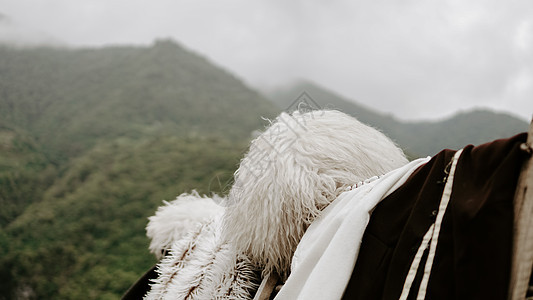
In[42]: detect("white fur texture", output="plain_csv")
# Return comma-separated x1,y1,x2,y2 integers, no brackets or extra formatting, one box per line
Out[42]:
223,110,408,278
146,191,224,259
145,216,261,300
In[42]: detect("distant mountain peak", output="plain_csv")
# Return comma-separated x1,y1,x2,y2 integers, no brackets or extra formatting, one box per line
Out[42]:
0,43,278,158
153,38,181,47
267,81,528,157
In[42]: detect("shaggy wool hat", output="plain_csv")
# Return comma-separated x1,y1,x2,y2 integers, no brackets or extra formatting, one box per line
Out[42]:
223,109,408,279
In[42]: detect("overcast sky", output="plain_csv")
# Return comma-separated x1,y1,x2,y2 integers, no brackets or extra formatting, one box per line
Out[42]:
1,0,532,121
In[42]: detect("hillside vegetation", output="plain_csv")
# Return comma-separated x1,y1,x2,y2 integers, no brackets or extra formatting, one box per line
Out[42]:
0,40,277,299
0,40,276,160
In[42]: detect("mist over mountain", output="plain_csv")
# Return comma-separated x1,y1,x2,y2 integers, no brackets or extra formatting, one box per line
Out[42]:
0,13,62,47
266,80,529,157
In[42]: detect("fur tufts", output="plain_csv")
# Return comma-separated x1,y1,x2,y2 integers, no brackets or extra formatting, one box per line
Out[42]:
146,191,224,259
223,110,408,279
145,216,261,299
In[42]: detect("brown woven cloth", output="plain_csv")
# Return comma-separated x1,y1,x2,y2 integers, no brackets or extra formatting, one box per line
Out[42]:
343,133,528,300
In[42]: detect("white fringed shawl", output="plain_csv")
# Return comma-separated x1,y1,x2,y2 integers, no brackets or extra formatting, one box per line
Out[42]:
275,157,430,300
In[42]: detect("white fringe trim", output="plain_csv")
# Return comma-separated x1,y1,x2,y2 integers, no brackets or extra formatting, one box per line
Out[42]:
145,216,260,300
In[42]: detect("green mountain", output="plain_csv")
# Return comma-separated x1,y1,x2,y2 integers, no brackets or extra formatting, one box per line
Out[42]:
0,40,277,299
266,81,529,157
0,40,277,161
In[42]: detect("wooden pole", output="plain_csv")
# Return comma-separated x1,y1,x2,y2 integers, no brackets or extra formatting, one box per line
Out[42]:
509,118,533,300
253,272,280,300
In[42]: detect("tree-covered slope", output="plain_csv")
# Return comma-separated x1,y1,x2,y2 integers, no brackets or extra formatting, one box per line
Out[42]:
0,40,277,299
0,125,55,227
0,37,278,229
0,40,277,161
1,136,245,299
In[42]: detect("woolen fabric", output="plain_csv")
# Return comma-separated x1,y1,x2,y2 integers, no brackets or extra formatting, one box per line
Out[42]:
343,133,528,300
275,158,430,300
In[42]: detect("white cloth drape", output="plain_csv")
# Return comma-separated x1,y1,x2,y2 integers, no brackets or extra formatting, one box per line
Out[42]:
275,157,431,300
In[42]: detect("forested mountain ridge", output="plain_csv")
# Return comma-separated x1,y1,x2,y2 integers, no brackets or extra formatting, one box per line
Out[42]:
0,40,277,161
0,40,277,299
267,81,529,157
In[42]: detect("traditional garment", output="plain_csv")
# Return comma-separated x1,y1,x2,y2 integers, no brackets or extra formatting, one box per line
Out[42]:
343,133,528,299
126,132,528,299
275,157,430,300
